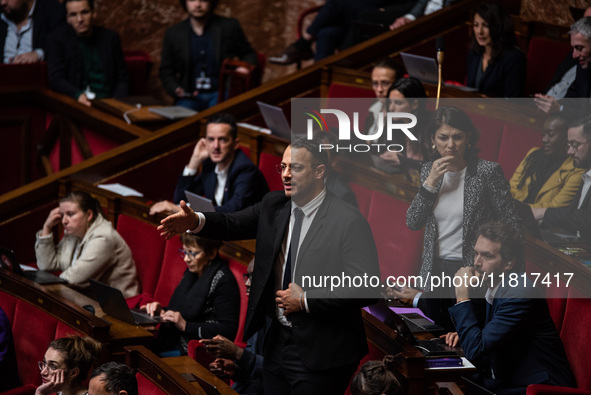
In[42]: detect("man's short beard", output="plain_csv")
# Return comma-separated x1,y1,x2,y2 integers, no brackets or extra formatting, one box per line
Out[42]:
5,0,30,23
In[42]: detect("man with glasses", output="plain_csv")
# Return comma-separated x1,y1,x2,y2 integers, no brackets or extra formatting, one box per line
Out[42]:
534,114,591,241
158,138,379,395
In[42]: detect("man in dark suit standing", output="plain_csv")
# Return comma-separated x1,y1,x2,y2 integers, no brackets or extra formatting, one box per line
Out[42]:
46,0,128,107
447,221,575,394
159,138,380,394
159,0,257,112
150,113,268,215
533,115,591,242
0,0,65,63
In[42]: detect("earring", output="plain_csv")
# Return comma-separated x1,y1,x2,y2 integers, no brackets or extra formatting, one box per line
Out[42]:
432,144,435,150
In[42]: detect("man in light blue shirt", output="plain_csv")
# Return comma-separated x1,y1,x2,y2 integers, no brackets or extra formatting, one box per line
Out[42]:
0,0,65,63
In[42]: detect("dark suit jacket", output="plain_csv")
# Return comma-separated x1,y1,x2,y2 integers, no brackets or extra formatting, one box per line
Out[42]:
543,180,591,242
173,149,269,213
0,0,65,62
159,15,257,98
466,46,526,97
46,25,128,99
449,280,576,394
198,190,380,370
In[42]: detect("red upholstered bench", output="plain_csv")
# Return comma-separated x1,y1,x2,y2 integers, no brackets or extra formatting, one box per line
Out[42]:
117,214,167,308
0,291,81,392
259,152,283,192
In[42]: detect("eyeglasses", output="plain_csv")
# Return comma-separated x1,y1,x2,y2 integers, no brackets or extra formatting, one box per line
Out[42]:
38,361,60,372
567,140,590,150
243,272,252,283
178,249,203,259
275,163,310,174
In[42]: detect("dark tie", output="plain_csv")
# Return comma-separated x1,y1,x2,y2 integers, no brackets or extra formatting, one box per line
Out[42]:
283,208,304,289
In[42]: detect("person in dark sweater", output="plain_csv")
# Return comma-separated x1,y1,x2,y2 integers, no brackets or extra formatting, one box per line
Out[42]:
142,233,240,356
46,0,128,106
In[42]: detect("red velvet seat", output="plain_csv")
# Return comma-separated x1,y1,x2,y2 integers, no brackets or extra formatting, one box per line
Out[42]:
349,183,373,219
117,214,167,302
136,373,167,395
123,50,153,96
152,237,186,307
525,37,573,96
465,111,505,163
366,191,424,280
498,123,541,179
0,290,79,391
258,152,283,192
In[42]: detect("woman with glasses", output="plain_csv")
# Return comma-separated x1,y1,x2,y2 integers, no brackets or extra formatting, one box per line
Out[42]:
36,335,102,395
141,233,239,356
35,191,139,298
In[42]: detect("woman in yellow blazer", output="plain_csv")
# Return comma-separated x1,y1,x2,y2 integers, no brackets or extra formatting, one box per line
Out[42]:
510,116,584,208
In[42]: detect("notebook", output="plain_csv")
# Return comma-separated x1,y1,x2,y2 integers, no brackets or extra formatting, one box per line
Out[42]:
148,106,198,120
185,190,216,212
89,279,161,325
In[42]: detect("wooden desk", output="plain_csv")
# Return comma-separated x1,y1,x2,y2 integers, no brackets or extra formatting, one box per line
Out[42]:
44,283,154,357
363,310,476,394
163,355,238,395
94,98,174,129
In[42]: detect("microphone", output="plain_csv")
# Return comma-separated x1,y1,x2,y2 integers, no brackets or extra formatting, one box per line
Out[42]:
436,36,445,66
435,37,445,109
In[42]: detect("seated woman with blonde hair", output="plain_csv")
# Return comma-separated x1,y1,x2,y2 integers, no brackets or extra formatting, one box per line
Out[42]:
36,335,103,395
35,191,139,298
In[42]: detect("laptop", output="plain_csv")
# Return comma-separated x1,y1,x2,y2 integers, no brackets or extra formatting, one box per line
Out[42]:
148,106,198,120
400,52,478,91
514,199,582,244
89,279,161,325
185,190,216,212
0,246,67,285
256,101,292,140
366,300,461,357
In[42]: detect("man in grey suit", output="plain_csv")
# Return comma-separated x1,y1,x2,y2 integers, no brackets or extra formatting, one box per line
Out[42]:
159,0,257,112
159,138,380,394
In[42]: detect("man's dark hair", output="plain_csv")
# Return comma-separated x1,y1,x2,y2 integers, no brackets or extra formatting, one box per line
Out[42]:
476,221,524,273
178,0,218,13
291,138,329,171
64,0,94,11
206,112,238,140
569,113,591,140
90,362,138,395
372,58,405,82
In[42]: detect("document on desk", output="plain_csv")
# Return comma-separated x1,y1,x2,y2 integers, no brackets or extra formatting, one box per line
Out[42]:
98,183,143,197
426,357,475,370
